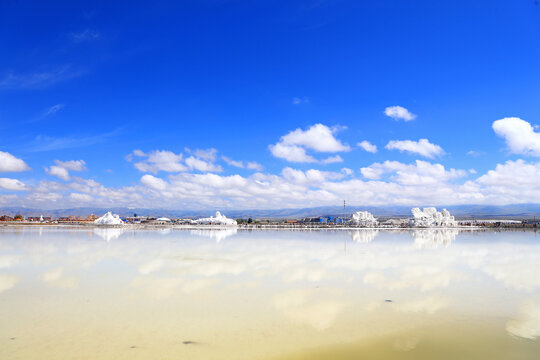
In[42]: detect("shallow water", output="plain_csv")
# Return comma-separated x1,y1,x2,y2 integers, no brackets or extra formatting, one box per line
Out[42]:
1,227,539,359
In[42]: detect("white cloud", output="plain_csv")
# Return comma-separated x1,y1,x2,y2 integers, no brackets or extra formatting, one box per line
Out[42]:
222,157,263,171
385,139,444,158
134,150,186,173
141,174,168,191
270,124,350,163
471,160,540,204
246,161,263,171
46,166,70,180
191,148,218,162
384,106,416,121
0,151,30,172
55,160,86,171
467,150,482,157
69,193,93,202
222,156,244,168
269,142,317,163
134,149,222,173
281,167,348,185
45,160,86,180
358,140,377,153
493,117,540,156
0,178,27,191
185,156,223,172
321,155,343,164
360,160,466,185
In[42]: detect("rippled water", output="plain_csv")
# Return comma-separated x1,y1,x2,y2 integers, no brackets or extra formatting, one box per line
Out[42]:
1,227,539,359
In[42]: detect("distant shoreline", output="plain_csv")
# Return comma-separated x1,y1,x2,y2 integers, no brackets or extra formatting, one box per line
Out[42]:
1,222,537,230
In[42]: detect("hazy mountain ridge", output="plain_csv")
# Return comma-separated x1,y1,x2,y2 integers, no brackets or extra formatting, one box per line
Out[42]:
2,204,540,219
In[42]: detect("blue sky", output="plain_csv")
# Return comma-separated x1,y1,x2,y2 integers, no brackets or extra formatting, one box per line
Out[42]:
1,0,540,209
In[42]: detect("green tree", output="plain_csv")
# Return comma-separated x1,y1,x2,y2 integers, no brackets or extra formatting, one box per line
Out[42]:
14,214,23,221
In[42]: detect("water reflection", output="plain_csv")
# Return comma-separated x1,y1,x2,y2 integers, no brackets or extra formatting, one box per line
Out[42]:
349,229,379,243
93,227,125,242
0,228,539,360
506,301,540,340
0,274,17,293
411,229,459,248
190,228,238,242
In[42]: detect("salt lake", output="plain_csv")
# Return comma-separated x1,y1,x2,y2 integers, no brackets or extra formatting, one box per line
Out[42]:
1,227,539,359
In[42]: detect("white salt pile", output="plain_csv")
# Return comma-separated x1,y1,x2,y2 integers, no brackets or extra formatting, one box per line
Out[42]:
351,211,378,226
94,212,124,225
409,207,457,227
192,211,237,226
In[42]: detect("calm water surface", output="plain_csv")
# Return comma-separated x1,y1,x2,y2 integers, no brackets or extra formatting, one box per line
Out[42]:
1,227,540,359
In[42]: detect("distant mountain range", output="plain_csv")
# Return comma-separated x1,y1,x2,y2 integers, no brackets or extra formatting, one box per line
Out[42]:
2,204,540,219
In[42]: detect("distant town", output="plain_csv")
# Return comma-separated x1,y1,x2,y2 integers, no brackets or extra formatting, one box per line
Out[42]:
1,210,538,228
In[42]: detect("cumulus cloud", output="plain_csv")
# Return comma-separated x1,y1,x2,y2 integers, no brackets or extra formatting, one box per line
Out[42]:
133,149,222,173
45,160,86,180
269,124,350,163
141,174,168,190
134,150,186,173
185,156,223,172
0,178,27,191
384,106,416,121
270,142,317,162
385,139,444,158
69,193,93,202
281,167,349,185
0,151,30,172
493,117,540,156
360,160,466,185
358,140,377,153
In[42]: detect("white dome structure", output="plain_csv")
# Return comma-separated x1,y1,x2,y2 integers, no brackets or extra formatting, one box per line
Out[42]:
351,211,378,227
409,207,457,227
192,211,237,226
94,212,124,225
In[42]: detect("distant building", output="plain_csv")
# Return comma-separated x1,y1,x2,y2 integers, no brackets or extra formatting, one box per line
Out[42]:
154,217,172,224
